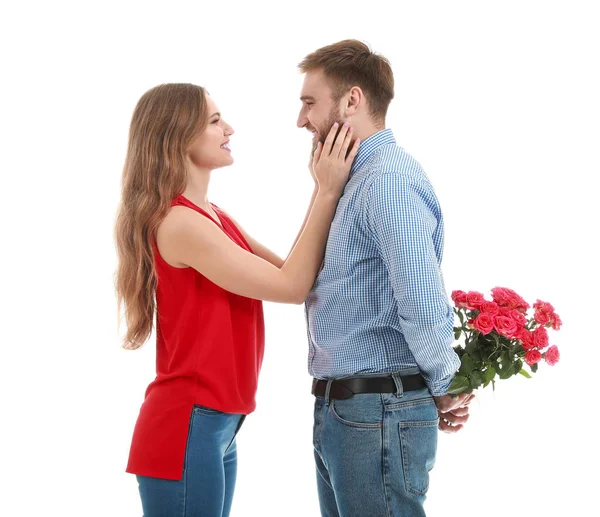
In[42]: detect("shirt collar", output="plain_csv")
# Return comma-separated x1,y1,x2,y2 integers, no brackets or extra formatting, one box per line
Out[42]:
350,128,396,177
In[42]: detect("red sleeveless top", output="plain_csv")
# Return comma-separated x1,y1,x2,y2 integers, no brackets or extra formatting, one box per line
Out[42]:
126,194,265,480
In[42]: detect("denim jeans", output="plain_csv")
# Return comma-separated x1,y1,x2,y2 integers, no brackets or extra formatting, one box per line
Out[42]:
313,368,438,517
137,405,245,517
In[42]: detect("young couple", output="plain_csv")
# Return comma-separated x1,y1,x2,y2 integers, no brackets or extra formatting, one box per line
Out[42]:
115,39,474,517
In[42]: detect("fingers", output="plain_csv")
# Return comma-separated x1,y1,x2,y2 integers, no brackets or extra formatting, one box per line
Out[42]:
434,392,475,413
339,123,354,160
446,406,470,417
438,417,463,434
438,408,469,433
310,134,319,157
311,141,323,171
439,409,470,426
332,122,351,158
450,392,475,411
322,123,339,156
345,136,360,164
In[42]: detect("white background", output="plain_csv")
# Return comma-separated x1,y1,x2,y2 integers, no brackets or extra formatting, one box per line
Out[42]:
1,1,598,515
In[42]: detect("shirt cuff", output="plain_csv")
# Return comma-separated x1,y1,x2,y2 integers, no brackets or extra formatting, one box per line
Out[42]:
425,373,456,397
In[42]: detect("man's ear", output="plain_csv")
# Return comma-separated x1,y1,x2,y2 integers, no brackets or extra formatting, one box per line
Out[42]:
345,86,364,117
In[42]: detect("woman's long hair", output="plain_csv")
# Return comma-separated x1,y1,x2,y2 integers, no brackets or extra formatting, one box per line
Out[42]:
114,83,208,349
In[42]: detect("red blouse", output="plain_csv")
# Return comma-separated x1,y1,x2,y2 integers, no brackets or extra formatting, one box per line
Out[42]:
126,194,265,480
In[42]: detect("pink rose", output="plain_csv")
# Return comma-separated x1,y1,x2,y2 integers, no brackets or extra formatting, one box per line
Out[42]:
551,313,563,331
533,300,555,313
517,329,535,350
451,290,468,308
510,309,528,327
525,349,542,366
499,307,512,317
533,326,549,350
534,311,551,325
491,287,512,306
494,315,518,338
545,345,560,366
466,291,486,310
473,313,495,335
480,301,500,315
533,299,562,330
491,287,530,312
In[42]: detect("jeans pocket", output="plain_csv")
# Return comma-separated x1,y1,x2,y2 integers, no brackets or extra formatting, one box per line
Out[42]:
193,405,221,415
398,419,438,496
330,396,383,429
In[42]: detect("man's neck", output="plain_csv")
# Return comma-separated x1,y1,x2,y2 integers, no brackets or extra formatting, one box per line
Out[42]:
352,123,385,144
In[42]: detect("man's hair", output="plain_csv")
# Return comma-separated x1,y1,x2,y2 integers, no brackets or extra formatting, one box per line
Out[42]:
298,39,394,123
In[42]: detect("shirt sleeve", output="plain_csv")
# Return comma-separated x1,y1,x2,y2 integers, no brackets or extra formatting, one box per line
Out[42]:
364,172,460,396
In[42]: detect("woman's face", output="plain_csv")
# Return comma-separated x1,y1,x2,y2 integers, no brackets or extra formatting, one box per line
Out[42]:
187,94,235,171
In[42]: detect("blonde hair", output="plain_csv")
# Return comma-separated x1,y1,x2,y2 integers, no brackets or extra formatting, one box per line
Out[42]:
114,83,208,349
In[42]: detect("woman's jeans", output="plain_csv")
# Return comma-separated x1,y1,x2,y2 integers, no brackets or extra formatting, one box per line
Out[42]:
313,368,439,517
137,405,245,517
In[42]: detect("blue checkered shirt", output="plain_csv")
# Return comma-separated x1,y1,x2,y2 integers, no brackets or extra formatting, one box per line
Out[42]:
305,129,460,396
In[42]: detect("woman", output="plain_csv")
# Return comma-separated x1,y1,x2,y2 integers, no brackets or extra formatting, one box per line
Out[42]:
114,83,359,516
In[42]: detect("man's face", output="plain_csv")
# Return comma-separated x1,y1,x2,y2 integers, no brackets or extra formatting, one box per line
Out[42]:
297,70,343,145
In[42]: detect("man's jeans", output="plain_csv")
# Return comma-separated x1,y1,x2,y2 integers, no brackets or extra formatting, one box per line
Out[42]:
313,368,438,517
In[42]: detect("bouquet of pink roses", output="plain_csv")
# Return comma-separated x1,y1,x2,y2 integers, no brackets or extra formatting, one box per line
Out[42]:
447,287,561,395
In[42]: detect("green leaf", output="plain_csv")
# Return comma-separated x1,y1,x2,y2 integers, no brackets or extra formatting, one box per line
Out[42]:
483,366,496,384
459,354,474,375
470,370,484,389
514,359,523,373
458,310,465,325
453,346,465,359
531,363,539,374
513,344,525,357
454,328,462,340
498,362,516,380
447,375,470,395
519,369,532,379
493,332,501,349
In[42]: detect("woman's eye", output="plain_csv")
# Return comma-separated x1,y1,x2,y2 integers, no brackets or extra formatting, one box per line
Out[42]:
211,118,221,124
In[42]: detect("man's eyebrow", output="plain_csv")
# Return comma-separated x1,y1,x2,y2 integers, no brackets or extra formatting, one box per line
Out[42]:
300,96,315,102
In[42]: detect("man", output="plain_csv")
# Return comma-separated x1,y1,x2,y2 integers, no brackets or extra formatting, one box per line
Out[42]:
296,40,473,517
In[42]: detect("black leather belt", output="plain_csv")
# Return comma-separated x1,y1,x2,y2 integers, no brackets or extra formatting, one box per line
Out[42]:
311,374,426,400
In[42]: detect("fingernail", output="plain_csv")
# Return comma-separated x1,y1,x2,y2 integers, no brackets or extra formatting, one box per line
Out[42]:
344,121,350,127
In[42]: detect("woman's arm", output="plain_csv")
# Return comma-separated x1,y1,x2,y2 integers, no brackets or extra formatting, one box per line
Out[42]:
223,185,319,268
157,123,359,304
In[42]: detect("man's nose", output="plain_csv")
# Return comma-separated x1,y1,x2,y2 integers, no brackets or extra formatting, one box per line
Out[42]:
297,113,307,128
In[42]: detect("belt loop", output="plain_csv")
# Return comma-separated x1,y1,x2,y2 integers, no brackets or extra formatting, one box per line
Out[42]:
390,372,404,398
324,379,334,405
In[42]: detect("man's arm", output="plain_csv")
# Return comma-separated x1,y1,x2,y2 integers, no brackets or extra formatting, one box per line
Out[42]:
364,171,461,396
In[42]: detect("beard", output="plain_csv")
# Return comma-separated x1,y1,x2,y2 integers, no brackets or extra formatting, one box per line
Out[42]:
318,106,343,145
310,105,344,157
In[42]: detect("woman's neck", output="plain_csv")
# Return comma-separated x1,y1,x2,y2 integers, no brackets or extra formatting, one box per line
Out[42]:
183,166,212,211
